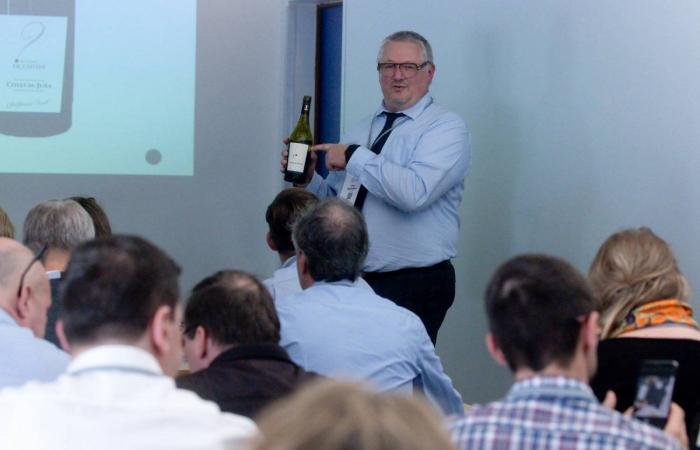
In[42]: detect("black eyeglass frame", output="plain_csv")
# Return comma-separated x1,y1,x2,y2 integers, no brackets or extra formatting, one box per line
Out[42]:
16,244,48,298
376,61,432,78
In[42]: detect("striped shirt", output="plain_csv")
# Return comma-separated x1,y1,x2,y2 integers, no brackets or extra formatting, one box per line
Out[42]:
450,376,682,450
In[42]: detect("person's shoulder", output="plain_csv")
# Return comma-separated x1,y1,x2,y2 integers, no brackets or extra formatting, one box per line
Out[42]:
448,401,508,435
169,390,258,446
420,102,468,130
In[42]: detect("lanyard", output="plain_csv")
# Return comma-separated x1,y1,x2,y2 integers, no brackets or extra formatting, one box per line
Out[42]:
366,97,434,149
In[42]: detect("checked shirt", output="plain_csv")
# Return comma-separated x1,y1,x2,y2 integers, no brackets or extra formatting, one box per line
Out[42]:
450,376,682,450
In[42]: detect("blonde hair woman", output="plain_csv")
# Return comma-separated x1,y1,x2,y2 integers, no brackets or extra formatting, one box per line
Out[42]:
252,380,456,450
589,227,700,444
0,207,14,239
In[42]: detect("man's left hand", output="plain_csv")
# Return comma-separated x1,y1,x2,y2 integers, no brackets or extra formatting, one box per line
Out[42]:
312,143,349,171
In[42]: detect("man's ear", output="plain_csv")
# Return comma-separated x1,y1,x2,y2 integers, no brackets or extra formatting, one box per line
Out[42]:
193,325,209,360
297,250,310,276
485,333,508,367
581,311,600,352
296,250,314,289
150,305,175,358
15,284,32,323
56,320,71,354
266,231,277,252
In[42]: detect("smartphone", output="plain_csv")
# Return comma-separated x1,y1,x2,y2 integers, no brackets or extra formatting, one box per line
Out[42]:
633,359,679,429
0,0,75,137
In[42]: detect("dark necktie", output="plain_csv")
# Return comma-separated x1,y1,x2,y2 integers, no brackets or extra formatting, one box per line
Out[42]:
354,112,404,210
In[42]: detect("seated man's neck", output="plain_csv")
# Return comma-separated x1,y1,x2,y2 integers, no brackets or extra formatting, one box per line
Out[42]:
278,251,295,265
513,357,590,385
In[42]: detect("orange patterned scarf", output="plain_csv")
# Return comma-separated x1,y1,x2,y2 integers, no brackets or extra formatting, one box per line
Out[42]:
618,298,699,335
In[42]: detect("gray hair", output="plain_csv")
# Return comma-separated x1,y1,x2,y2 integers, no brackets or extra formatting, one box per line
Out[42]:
378,30,433,64
292,199,368,282
23,199,95,252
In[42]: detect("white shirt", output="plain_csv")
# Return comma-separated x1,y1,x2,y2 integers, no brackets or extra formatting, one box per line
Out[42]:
0,345,257,450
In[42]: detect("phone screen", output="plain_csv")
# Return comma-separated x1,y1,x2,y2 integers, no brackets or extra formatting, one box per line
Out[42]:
633,360,678,428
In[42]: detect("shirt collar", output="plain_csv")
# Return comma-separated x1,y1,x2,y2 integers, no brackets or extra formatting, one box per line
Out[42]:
505,375,596,403
211,343,296,367
311,278,361,289
66,345,164,376
375,93,433,120
280,255,297,270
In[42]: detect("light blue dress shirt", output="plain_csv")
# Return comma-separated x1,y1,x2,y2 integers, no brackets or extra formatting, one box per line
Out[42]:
306,94,471,272
277,279,464,415
263,256,300,301
0,308,69,389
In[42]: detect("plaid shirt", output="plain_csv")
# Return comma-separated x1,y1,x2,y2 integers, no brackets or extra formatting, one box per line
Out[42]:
450,376,682,450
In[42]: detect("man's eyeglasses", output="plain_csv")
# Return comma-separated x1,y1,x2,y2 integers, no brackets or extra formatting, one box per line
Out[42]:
16,244,48,298
377,61,431,78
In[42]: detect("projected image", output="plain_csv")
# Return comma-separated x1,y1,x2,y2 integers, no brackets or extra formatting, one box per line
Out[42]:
1,16,68,115
0,0,197,175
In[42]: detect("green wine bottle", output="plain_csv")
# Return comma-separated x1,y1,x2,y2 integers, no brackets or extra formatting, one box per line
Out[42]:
284,96,313,183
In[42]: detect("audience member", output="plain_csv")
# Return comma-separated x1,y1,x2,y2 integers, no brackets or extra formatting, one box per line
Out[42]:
0,238,68,388
252,380,456,450
589,227,700,445
0,207,15,238
277,198,463,415
450,254,685,450
0,235,256,449
263,188,318,299
177,270,316,419
69,196,113,238
23,199,95,345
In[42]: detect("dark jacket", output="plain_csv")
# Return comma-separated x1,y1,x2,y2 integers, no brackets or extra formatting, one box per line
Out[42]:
176,343,316,419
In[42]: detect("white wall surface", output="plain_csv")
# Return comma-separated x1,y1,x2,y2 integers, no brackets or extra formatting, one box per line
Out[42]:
343,0,700,403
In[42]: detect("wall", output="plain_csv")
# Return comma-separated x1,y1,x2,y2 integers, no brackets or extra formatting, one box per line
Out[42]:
343,0,700,403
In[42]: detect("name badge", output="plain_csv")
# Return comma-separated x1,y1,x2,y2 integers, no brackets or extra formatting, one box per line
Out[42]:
339,174,362,205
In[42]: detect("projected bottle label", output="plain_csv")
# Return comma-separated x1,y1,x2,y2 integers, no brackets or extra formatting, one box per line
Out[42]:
0,15,68,113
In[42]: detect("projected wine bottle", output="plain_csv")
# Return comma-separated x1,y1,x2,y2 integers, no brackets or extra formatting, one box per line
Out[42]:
0,0,75,137
284,96,313,183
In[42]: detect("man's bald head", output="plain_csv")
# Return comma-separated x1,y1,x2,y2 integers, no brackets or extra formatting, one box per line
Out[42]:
0,238,51,338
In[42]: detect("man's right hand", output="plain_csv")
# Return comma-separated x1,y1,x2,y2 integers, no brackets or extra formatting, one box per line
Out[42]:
280,138,317,187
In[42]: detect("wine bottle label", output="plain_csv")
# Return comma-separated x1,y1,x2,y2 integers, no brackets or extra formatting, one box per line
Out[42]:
287,142,309,173
0,15,68,113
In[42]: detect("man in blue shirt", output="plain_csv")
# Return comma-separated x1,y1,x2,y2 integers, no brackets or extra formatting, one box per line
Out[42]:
277,199,463,416
449,254,686,450
283,31,471,344
0,238,68,388
262,188,318,300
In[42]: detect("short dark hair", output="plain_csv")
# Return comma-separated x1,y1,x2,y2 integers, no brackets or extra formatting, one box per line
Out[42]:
60,235,181,346
484,254,595,372
184,270,280,345
265,188,318,253
293,199,368,282
69,196,113,238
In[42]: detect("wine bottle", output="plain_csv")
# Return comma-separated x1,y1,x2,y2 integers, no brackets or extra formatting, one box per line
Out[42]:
284,96,313,183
